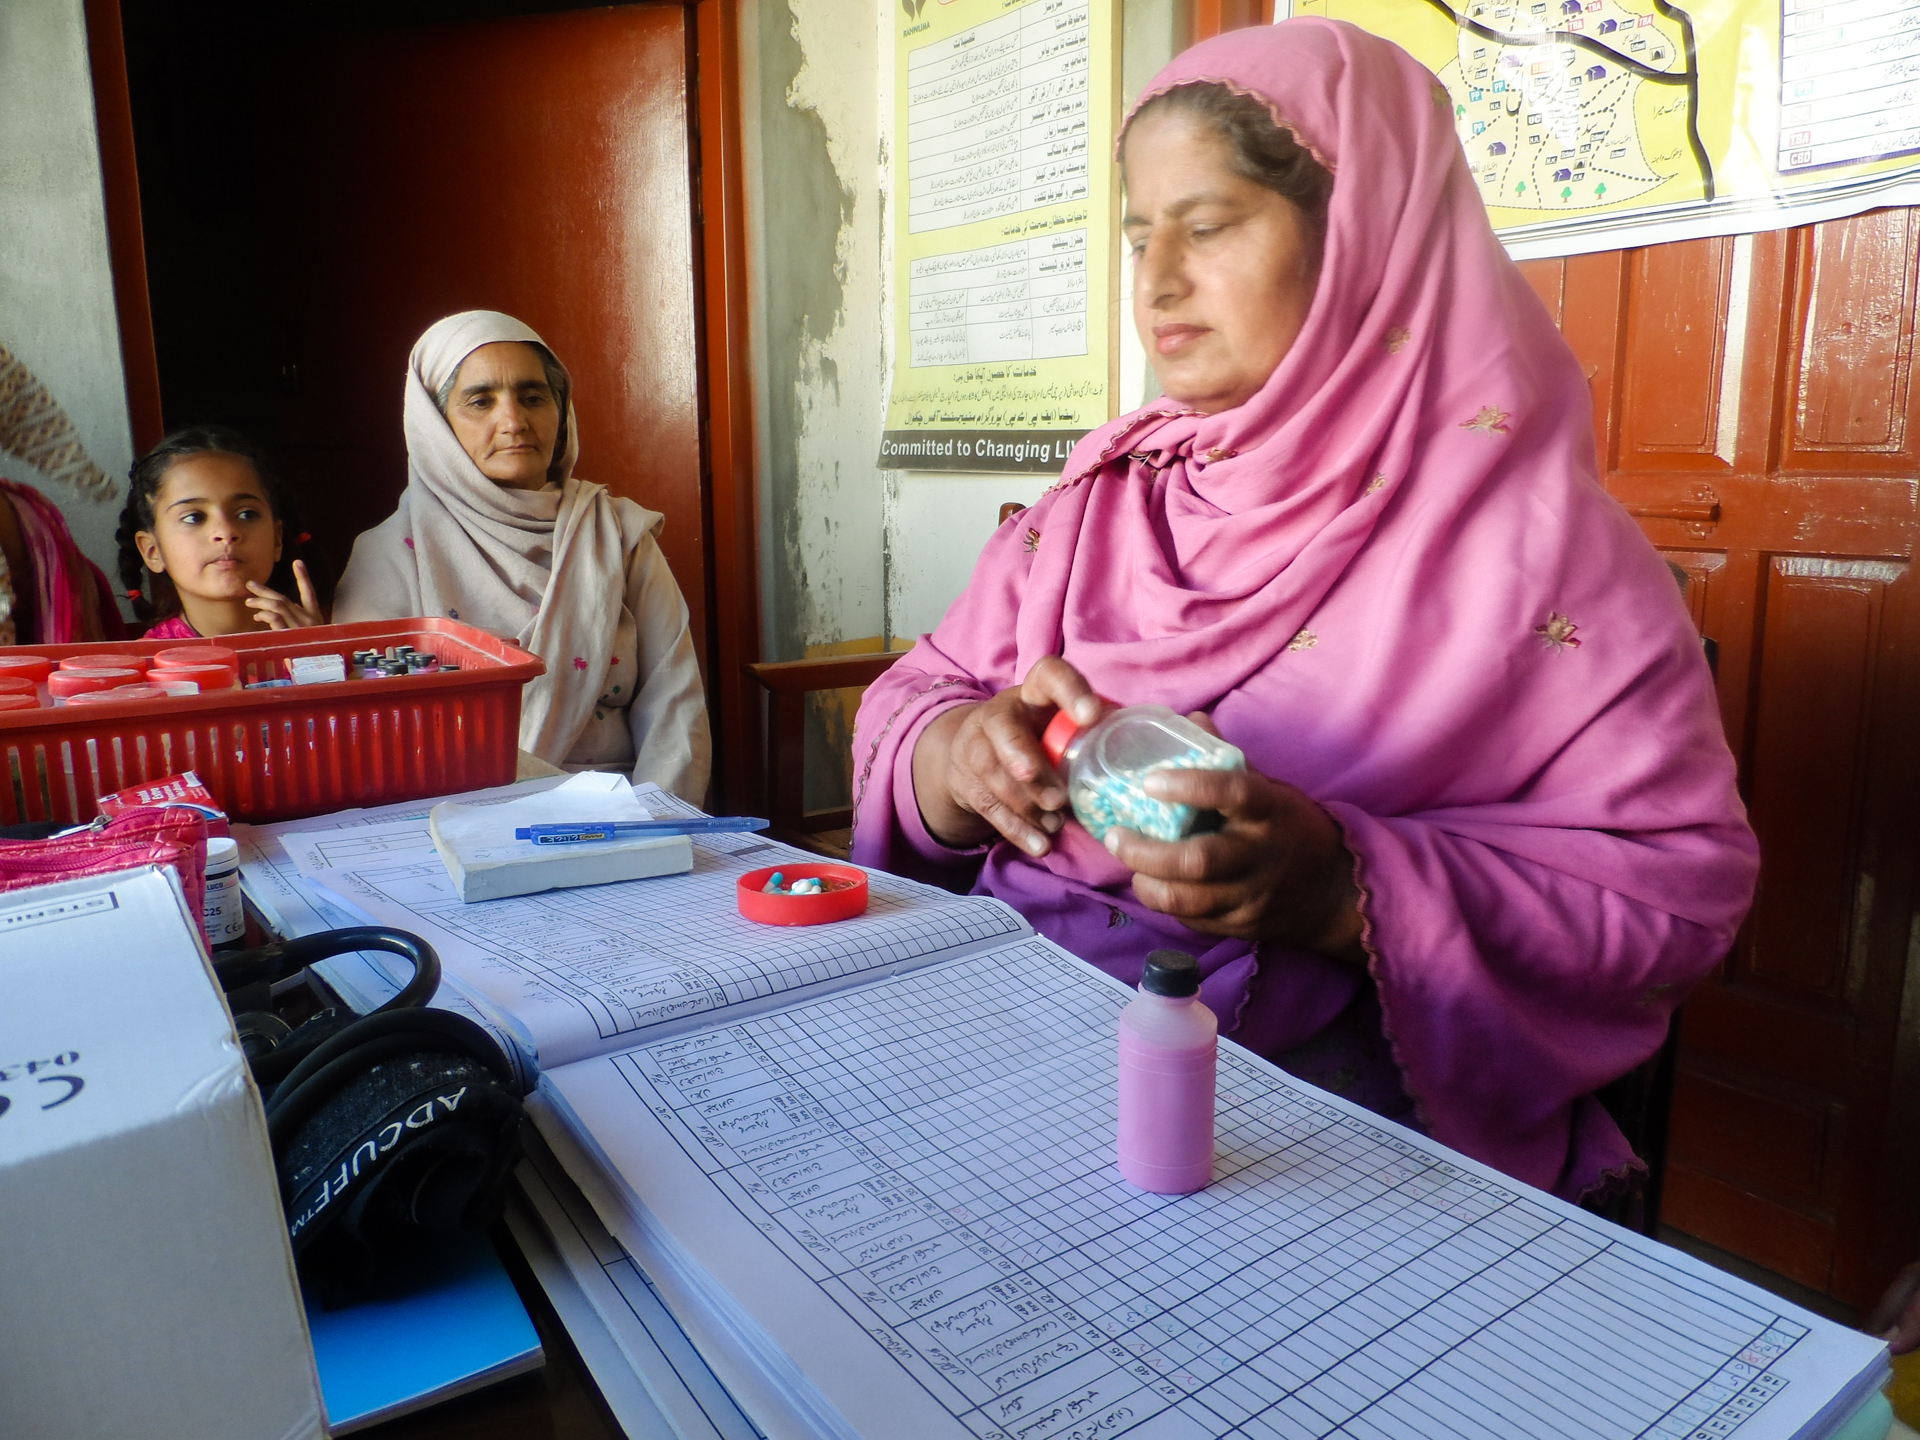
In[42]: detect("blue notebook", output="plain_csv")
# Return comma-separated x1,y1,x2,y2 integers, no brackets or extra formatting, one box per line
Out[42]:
304,1231,544,1434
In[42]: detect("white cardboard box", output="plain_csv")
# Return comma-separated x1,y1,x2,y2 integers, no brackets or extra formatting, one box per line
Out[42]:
0,865,325,1440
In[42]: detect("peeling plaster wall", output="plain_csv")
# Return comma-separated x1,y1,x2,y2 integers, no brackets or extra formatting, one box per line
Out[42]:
739,0,1190,805
740,0,889,807
0,0,134,588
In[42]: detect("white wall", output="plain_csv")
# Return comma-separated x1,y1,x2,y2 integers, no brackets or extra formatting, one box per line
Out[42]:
0,0,133,585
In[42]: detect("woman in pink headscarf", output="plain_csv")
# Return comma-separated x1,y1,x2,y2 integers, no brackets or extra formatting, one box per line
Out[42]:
851,18,1758,1205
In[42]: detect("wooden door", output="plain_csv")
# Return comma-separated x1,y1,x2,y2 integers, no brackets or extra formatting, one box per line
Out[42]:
1521,216,1920,1307
259,6,708,666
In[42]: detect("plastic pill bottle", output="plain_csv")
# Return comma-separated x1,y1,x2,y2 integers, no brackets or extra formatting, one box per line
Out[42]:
203,836,247,952
1041,700,1245,843
1117,948,1217,1194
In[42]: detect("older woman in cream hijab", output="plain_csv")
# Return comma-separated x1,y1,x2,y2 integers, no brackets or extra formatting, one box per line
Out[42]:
334,311,710,802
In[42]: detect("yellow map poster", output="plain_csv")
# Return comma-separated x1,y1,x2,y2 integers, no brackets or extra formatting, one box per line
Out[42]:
880,0,1119,473
1289,0,1920,257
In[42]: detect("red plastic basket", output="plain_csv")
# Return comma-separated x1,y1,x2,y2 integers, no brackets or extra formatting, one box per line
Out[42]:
0,619,545,826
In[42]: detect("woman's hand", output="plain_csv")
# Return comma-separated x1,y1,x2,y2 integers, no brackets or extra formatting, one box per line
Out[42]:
244,560,324,630
911,656,1102,855
1103,729,1367,963
1868,1261,1920,1354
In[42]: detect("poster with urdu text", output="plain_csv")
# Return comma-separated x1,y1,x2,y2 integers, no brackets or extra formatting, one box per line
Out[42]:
881,0,1119,474
1287,0,1920,258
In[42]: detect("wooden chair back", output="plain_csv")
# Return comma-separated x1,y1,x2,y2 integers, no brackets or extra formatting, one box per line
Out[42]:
746,652,905,854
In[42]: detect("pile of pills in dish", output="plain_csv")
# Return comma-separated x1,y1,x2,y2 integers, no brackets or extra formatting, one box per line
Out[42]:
1068,749,1224,843
759,871,856,896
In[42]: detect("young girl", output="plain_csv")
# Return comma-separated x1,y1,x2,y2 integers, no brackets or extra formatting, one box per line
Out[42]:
116,427,327,639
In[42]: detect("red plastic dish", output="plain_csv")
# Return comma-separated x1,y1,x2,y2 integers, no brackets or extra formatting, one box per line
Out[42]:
736,864,870,926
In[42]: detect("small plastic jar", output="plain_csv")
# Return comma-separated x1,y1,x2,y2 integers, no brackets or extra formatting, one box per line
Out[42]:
0,694,37,712
65,684,168,706
153,644,238,670
0,655,53,685
1041,701,1246,843
203,836,247,951
58,653,149,673
150,660,238,691
48,667,143,701
0,677,36,698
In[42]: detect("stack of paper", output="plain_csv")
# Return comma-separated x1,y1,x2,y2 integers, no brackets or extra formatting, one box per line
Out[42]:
235,781,1892,1440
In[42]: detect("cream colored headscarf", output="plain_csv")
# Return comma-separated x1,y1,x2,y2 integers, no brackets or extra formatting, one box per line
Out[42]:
333,310,659,765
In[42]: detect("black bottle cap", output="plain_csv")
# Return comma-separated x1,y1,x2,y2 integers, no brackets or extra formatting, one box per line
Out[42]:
1141,949,1200,998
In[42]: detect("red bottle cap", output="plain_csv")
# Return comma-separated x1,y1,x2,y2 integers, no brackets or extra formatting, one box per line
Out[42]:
0,655,53,683
48,668,142,698
0,677,35,696
152,662,236,689
65,684,168,707
58,653,148,673
736,864,870,926
152,645,239,671
1039,695,1115,769
0,694,38,711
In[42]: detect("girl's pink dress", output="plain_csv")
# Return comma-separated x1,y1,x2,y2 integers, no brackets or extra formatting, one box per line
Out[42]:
850,18,1759,1204
141,615,200,641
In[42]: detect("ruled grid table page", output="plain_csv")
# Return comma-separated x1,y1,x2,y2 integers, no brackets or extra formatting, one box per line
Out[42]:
541,939,1884,1440
262,795,1028,1071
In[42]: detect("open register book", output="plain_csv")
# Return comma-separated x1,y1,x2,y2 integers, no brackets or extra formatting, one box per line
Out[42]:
238,780,1889,1440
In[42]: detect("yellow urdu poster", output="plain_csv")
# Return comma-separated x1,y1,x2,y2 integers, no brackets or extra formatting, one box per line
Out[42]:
880,0,1120,473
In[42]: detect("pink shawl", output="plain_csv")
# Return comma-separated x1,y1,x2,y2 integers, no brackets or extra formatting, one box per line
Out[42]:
0,476,126,644
851,18,1758,1200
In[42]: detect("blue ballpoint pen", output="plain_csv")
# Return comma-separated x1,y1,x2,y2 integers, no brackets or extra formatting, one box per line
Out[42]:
514,816,771,845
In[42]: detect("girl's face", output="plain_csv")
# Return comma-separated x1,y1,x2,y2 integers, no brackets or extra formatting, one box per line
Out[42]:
134,453,282,602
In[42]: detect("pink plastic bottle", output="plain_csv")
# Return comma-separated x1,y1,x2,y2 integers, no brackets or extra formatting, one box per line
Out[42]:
1117,949,1217,1194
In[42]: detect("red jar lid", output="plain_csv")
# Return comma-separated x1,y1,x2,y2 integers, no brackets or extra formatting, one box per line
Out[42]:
0,694,38,711
736,864,870,926
152,645,238,670
48,668,142,698
151,662,236,689
0,655,54,683
65,684,168,707
58,653,148,672
1039,695,1116,769
0,677,35,696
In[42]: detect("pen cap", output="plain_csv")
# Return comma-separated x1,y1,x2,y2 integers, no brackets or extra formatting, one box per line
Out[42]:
1141,949,1200,998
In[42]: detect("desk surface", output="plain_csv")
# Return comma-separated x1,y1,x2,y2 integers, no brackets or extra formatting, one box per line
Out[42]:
360,1224,622,1440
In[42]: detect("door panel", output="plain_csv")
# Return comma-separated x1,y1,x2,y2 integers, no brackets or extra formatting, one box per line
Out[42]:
262,7,707,664
1619,239,1737,469
1522,212,1920,1305
1785,210,1919,468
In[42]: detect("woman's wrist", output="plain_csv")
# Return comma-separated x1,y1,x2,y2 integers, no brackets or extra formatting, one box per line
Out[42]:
1298,819,1368,965
910,703,997,849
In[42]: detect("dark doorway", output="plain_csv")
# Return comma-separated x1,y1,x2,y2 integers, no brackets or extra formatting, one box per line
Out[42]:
119,0,708,662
